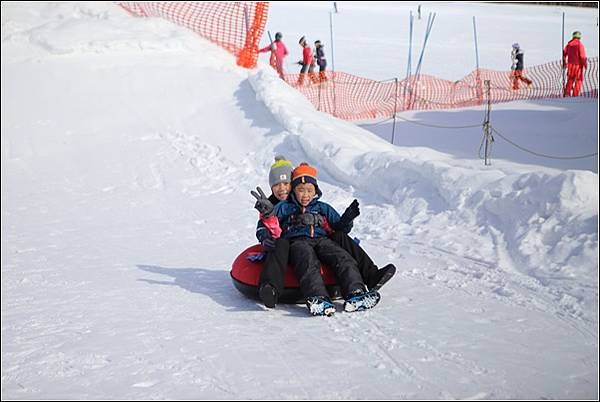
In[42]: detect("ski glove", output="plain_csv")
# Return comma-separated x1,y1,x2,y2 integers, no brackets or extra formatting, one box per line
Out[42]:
335,199,360,231
295,212,325,227
251,186,274,218
262,234,276,252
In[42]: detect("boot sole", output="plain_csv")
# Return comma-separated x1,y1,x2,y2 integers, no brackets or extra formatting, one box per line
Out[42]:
259,285,277,308
371,266,396,291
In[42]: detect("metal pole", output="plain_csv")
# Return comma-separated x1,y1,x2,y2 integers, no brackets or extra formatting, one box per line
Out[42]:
406,11,413,79
411,12,436,110
243,4,249,35
561,12,565,97
483,80,493,165
473,16,482,104
472,16,479,70
329,11,336,117
391,78,398,144
404,11,414,110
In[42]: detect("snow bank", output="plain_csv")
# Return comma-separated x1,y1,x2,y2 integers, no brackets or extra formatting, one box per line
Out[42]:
249,67,598,314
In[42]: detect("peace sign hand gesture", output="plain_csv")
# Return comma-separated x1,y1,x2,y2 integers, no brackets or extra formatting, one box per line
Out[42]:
250,186,275,218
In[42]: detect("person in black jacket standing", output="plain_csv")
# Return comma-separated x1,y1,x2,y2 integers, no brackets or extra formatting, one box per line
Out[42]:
314,40,327,82
511,43,533,90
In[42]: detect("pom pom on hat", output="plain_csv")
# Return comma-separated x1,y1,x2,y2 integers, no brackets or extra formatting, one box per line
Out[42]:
269,155,293,188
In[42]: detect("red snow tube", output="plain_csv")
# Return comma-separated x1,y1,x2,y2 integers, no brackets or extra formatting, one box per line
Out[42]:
231,244,341,303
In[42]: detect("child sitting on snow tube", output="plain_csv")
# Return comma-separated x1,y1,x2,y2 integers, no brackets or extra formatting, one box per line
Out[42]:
247,159,396,316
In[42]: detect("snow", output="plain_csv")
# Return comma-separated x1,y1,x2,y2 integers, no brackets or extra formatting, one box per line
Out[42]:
1,1,598,399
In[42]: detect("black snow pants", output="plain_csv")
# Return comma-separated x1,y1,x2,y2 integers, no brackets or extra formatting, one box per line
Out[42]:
289,237,365,299
329,231,379,289
259,237,290,297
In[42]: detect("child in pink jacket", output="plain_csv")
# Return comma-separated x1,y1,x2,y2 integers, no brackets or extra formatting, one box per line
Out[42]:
259,32,288,80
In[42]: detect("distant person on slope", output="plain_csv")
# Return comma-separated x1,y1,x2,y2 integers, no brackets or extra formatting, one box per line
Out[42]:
563,31,587,97
314,40,328,82
259,32,288,80
252,156,396,310
296,36,319,86
510,43,532,90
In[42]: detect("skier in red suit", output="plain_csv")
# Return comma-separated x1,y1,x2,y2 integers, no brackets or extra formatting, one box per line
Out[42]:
563,31,587,97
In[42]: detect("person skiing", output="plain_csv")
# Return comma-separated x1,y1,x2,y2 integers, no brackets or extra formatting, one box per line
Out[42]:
563,31,587,97
510,43,532,90
256,162,382,316
314,40,327,82
252,156,396,309
258,32,288,80
296,36,319,86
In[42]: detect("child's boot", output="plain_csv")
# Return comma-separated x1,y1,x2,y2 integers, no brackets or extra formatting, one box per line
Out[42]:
344,289,381,312
306,296,336,316
368,264,396,291
259,283,278,308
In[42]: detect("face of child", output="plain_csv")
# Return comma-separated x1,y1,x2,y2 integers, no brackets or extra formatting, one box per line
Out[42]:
293,183,316,206
272,182,291,201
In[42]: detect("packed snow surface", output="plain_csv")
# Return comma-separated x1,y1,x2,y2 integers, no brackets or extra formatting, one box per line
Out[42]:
2,2,597,399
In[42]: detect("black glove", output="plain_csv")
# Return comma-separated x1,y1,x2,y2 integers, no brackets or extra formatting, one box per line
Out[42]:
295,212,325,227
337,199,360,229
262,234,276,251
251,186,274,218
342,199,360,221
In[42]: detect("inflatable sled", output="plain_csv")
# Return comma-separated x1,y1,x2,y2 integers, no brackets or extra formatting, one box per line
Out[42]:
231,244,341,303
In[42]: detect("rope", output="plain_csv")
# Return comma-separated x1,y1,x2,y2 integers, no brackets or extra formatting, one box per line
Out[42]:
393,113,483,129
359,116,396,126
490,126,598,160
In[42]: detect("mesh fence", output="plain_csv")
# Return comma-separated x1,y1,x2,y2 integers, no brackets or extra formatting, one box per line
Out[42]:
117,2,269,68
284,58,598,120
117,2,596,121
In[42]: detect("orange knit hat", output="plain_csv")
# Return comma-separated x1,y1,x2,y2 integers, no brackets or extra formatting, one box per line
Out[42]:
291,162,318,188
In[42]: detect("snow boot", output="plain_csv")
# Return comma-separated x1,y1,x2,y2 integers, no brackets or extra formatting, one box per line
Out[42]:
368,264,396,291
259,283,278,308
344,289,381,312
306,296,336,316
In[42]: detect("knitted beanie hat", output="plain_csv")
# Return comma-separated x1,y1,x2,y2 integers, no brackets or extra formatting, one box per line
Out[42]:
291,162,318,189
572,31,582,39
269,155,293,188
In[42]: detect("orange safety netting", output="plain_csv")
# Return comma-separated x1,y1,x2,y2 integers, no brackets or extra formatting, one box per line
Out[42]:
117,2,269,68
283,58,598,121
116,2,596,121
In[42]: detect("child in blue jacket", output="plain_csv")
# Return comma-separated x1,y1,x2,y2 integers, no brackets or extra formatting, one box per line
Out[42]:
256,162,381,316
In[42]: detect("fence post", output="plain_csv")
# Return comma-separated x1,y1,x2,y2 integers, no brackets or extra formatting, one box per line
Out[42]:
391,78,398,144
329,11,337,117
473,16,483,105
482,80,494,165
561,12,565,97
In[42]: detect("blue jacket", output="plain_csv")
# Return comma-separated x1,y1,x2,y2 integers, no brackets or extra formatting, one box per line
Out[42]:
273,189,350,239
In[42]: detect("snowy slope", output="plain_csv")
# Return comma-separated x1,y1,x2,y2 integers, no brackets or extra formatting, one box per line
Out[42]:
2,2,598,400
